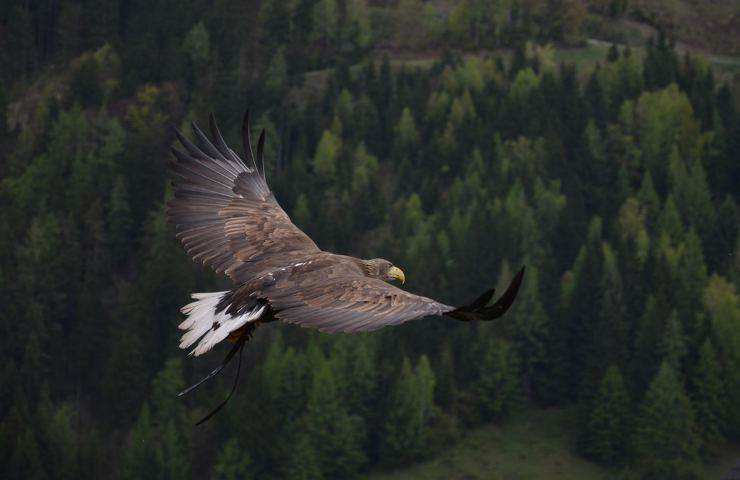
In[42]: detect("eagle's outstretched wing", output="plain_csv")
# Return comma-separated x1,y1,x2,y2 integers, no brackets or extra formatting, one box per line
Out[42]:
167,112,319,282
224,258,525,333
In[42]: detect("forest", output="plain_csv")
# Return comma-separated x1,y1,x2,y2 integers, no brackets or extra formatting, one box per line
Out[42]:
0,1,739,479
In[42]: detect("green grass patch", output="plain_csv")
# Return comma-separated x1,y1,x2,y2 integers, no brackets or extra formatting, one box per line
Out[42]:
364,407,740,480
365,408,612,480
554,44,613,69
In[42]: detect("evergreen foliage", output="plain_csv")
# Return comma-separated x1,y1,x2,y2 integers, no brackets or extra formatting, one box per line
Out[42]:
581,366,630,466
632,361,698,477
0,3,737,477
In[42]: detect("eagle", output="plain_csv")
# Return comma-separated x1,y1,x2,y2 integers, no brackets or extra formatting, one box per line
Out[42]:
167,112,525,423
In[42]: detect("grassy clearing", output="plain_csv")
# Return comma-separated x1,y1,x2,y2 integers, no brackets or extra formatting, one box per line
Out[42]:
364,407,740,480
365,408,612,480
554,42,614,70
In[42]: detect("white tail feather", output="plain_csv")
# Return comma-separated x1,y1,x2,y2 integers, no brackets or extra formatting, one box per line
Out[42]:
178,291,265,356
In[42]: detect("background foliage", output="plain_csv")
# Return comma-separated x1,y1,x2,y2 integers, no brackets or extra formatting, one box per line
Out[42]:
0,1,739,479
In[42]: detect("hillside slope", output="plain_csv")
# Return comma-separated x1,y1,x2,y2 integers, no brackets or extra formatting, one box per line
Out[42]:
367,408,740,480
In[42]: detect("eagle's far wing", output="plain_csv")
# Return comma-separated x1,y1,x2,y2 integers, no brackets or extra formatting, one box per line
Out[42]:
266,266,525,333
167,112,319,282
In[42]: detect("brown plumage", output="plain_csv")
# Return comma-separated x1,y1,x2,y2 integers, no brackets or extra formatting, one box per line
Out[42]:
167,111,524,423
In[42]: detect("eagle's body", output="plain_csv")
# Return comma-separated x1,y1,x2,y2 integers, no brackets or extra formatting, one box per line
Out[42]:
167,112,524,418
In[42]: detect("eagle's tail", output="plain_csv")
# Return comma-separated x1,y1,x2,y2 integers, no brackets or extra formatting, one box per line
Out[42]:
178,291,266,356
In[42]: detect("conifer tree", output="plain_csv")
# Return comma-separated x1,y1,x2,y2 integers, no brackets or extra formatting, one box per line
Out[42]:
464,336,519,423
703,274,740,437
554,218,604,401
632,361,698,474
313,130,341,180
38,396,79,480
107,175,133,265
121,404,157,480
630,296,662,393
674,229,708,340
302,356,366,478
581,366,630,465
657,195,684,244
211,438,254,480
661,311,687,372
690,339,724,448
157,420,189,480
637,171,661,230
382,356,437,466
283,432,323,480
508,265,548,398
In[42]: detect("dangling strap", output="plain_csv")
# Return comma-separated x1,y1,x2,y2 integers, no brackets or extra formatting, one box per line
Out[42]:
178,338,244,397
194,340,246,426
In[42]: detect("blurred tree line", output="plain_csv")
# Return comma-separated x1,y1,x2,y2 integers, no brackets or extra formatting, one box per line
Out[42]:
0,1,738,479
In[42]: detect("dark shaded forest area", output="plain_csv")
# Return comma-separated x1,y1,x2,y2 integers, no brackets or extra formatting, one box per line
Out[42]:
0,1,739,479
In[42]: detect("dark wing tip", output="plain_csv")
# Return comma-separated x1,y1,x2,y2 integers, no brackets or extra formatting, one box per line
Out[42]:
448,265,525,322
469,287,496,311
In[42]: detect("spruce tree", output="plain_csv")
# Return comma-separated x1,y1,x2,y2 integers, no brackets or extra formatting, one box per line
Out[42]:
302,356,366,478
581,366,630,465
703,274,740,437
382,356,437,466
632,361,698,474
121,404,157,480
660,311,687,372
674,229,708,341
690,339,724,448
464,336,519,424
107,175,133,266
211,438,254,480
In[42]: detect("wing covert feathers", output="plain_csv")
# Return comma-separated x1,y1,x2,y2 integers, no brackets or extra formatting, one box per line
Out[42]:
167,113,319,282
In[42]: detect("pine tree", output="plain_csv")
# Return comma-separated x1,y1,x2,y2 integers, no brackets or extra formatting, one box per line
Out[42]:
637,171,661,231
703,274,740,437
211,438,254,480
706,196,738,273
581,366,630,465
657,195,684,244
302,356,366,478
690,339,724,448
633,361,698,474
100,280,147,427
382,356,437,466
661,311,687,372
508,264,548,398
554,218,604,401
313,130,341,180
630,296,663,394
393,107,420,161
597,244,628,368
463,336,519,424
283,432,323,480
674,229,708,341
120,404,156,480
150,357,186,427
38,398,79,480
156,420,189,480
331,334,377,422
8,427,46,480
107,175,133,265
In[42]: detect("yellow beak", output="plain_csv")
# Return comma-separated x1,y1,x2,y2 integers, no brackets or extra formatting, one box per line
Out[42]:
389,266,406,284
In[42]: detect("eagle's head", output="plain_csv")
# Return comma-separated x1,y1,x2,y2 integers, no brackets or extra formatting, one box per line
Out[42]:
361,258,406,284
